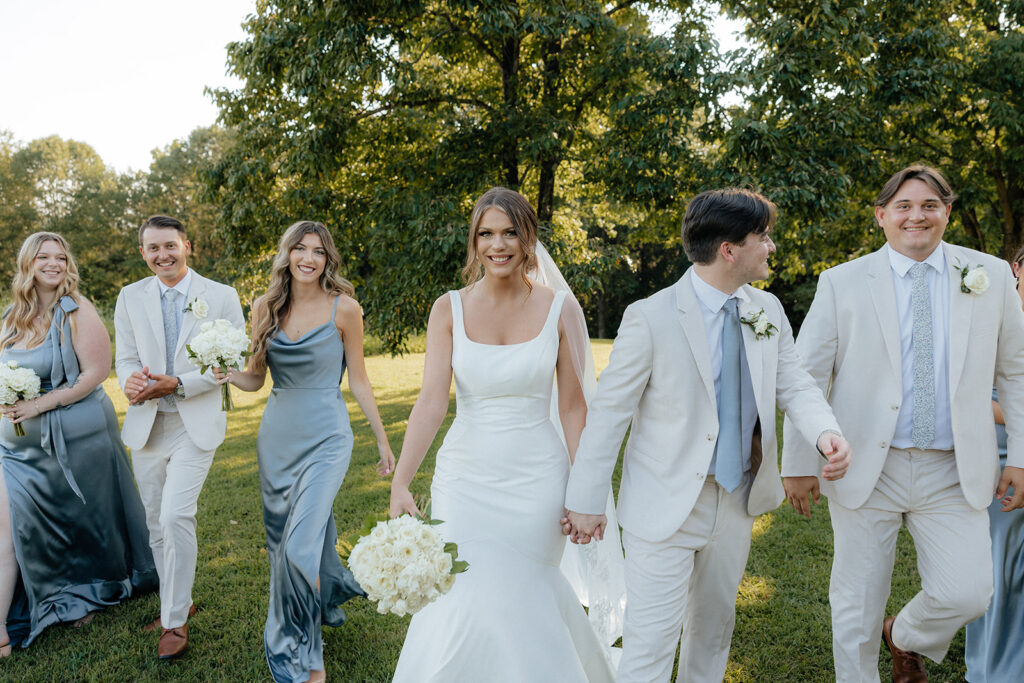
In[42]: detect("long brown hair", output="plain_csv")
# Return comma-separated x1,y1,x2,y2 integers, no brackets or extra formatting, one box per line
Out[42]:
461,187,539,287
1,232,81,350
249,221,355,371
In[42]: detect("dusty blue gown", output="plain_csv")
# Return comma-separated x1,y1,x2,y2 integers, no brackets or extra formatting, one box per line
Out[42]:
964,388,1024,682
257,297,364,683
0,296,156,647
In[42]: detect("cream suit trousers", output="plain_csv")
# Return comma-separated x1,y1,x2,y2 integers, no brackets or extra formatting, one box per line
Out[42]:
828,447,992,682
131,412,216,629
618,476,754,683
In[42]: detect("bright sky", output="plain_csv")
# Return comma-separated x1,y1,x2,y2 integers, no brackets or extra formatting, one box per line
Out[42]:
1,2,745,175
0,0,254,173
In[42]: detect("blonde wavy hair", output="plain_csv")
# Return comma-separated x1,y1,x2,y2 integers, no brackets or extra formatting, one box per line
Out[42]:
1,232,81,351
249,221,355,371
461,187,539,287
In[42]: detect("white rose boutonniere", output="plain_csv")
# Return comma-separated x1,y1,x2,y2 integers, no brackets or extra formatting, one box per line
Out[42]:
953,260,990,294
739,308,778,340
184,297,209,318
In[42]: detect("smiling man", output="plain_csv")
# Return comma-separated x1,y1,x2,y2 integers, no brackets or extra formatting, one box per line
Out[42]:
564,188,851,682
114,215,243,660
782,165,1024,682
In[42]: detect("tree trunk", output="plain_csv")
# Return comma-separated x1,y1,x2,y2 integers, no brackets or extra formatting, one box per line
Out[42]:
596,289,607,339
958,206,985,254
500,36,520,189
536,37,562,224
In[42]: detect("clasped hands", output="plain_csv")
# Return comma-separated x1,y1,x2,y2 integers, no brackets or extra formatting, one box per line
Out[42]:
123,366,178,405
1,398,41,424
784,431,853,518
560,510,606,545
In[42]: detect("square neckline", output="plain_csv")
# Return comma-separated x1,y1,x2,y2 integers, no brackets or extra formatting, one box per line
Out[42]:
453,290,565,347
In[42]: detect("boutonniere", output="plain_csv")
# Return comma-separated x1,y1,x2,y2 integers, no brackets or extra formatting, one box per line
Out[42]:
739,308,778,340
183,297,209,319
953,260,990,294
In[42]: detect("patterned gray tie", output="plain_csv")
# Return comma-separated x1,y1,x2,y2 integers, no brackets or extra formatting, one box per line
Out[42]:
910,263,934,449
162,288,180,407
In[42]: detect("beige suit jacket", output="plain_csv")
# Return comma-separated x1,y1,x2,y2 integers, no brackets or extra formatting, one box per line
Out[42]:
565,269,841,543
781,242,1024,510
114,271,244,452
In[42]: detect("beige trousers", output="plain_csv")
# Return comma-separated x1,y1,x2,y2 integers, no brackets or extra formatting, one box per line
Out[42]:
618,476,755,683
131,412,216,629
828,447,992,683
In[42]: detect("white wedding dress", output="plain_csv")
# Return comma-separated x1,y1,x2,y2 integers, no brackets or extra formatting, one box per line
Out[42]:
392,290,615,683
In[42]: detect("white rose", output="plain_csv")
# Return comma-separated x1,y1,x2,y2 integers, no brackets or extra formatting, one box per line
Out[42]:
191,298,209,318
963,267,990,293
753,315,770,335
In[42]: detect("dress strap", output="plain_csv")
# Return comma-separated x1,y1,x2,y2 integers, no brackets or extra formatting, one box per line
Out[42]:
448,291,465,341
541,290,568,336
330,295,340,322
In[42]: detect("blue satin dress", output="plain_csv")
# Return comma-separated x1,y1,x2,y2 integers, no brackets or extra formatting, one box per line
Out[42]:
964,388,1024,681
0,297,157,647
257,297,365,683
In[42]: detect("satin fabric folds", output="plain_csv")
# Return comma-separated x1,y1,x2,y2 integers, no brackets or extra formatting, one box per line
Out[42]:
257,297,364,683
0,296,156,647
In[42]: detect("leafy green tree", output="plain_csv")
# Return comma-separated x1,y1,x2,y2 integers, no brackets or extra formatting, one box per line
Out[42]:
209,0,722,350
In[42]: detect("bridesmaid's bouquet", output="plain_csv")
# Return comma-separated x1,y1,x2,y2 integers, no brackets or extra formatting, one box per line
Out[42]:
347,513,469,617
185,319,250,411
0,360,42,437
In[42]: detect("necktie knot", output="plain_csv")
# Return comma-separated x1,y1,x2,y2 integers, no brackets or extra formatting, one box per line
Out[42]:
164,288,180,302
910,262,928,281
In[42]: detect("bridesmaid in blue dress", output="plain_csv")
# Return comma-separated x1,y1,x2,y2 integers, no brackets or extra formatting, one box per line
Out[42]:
964,245,1024,682
215,221,394,683
0,232,156,654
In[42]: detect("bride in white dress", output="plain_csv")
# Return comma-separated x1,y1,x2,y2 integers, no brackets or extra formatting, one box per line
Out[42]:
389,187,617,682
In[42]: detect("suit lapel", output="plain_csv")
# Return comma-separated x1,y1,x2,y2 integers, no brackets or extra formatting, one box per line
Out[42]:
143,277,167,364
675,273,717,407
945,243,972,398
867,247,902,379
176,274,208,357
737,295,765,417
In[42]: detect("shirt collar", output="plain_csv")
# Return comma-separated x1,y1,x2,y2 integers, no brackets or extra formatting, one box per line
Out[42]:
690,269,751,314
886,242,946,278
157,269,193,299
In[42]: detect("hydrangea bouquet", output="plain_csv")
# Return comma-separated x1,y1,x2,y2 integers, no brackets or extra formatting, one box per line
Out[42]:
185,319,250,411
0,360,42,436
347,512,469,617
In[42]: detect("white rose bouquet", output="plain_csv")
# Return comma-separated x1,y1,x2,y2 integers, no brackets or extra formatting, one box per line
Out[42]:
185,318,250,411
0,360,42,436
347,513,469,617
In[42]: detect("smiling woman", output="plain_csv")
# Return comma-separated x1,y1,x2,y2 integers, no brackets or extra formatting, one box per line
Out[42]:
0,231,156,653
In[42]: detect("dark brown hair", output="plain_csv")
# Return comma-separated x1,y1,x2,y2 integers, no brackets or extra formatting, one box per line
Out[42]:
138,214,187,244
681,188,777,265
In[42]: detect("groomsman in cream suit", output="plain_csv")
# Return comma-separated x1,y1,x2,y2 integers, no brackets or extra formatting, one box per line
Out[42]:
782,165,1024,682
114,215,244,660
564,189,852,683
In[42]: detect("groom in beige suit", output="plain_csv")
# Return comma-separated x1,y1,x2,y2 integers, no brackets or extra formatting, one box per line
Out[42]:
565,189,852,682
114,215,243,660
782,165,1024,682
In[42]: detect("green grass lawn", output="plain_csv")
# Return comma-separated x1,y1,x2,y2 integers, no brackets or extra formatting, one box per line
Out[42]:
2,340,968,681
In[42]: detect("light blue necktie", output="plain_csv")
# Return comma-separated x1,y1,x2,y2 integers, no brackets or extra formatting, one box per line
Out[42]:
910,263,934,449
162,288,180,407
716,297,743,492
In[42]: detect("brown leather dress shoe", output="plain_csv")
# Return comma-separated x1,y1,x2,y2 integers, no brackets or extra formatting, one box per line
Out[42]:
158,624,189,660
882,616,927,682
143,604,198,633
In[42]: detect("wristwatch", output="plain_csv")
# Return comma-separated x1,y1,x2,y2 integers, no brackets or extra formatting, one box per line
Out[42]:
175,377,185,398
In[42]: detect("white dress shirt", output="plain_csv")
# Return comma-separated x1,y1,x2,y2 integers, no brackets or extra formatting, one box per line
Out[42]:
886,244,953,450
690,270,758,476
156,269,193,412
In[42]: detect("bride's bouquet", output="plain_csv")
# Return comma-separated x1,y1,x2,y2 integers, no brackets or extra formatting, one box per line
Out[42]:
0,360,42,436
347,513,469,617
185,319,250,411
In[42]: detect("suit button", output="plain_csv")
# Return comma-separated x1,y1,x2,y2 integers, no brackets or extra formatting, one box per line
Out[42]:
891,404,899,411
706,434,714,441
696,472,705,479
880,441,887,448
